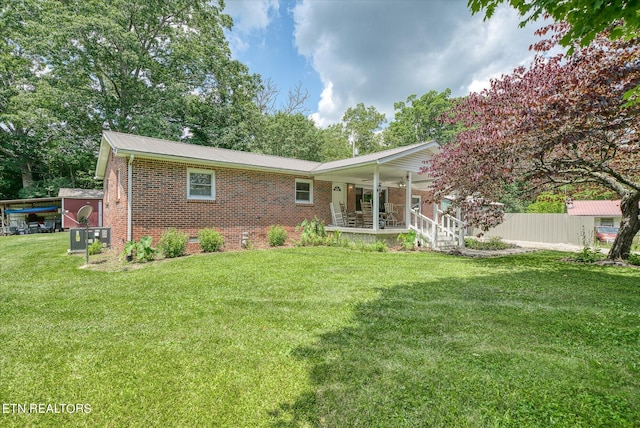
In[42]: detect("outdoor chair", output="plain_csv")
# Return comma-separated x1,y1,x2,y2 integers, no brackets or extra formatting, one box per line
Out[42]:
27,222,39,234
330,202,345,227
384,202,399,226
360,200,374,228
339,202,357,227
41,220,55,233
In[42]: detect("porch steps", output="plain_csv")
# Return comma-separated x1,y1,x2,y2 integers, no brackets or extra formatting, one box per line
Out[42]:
409,209,465,250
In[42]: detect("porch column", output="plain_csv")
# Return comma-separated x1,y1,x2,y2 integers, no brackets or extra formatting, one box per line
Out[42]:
373,165,379,231
405,172,412,226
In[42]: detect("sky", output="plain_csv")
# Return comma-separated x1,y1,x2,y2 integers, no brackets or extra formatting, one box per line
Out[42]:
223,0,547,127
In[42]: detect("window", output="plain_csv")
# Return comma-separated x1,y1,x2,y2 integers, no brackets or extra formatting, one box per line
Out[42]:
600,218,614,227
188,168,215,200
295,179,313,204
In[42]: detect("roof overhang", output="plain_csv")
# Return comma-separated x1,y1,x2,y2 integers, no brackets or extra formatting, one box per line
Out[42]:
94,131,440,189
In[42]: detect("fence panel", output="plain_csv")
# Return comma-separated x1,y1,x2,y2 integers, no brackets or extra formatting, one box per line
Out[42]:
473,214,594,246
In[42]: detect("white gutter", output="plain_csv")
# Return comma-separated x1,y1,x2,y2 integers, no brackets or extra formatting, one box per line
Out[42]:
127,154,134,242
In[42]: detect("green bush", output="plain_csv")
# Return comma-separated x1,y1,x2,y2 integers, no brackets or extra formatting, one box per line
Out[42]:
397,230,417,250
296,217,327,247
464,236,512,250
574,246,604,263
88,240,103,255
627,253,640,266
122,236,157,262
268,225,288,247
159,228,188,258
198,228,224,252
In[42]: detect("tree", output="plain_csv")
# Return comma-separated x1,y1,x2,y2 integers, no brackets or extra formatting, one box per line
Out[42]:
13,0,260,146
384,90,460,147
428,24,640,260
320,124,351,161
254,113,324,161
1,0,262,198
468,0,640,103
342,103,386,155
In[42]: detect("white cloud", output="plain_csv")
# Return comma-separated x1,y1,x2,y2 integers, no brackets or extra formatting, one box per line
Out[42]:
224,0,280,52
293,1,547,126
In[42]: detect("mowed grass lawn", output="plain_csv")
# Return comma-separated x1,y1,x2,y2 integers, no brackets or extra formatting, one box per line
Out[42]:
1,233,639,427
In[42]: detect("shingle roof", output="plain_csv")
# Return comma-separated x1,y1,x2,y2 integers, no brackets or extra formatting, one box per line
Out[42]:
567,200,622,216
95,131,439,179
98,131,320,175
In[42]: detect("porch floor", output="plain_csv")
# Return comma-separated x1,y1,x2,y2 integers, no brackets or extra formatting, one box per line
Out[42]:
326,225,409,236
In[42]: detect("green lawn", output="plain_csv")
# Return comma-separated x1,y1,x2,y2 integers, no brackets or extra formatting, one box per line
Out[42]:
1,233,639,427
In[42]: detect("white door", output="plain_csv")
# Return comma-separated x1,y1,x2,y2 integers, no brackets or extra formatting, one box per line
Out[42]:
332,182,346,210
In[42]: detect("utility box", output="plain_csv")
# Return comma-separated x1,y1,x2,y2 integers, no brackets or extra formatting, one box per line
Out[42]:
69,227,111,253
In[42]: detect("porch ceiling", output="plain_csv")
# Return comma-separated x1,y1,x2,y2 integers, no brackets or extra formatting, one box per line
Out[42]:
313,146,437,190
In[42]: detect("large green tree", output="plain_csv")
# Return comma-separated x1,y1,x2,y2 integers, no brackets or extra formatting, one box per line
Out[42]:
254,113,324,161
342,103,386,155
1,0,262,199
384,89,459,147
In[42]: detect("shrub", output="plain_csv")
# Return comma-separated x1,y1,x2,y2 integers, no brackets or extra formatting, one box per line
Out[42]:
88,240,103,255
199,228,224,252
268,225,288,247
397,230,417,250
296,217,327,246
574,246,604,263
464,236,512,250
159,228,188,258
122,236,157,262
627,253,640,266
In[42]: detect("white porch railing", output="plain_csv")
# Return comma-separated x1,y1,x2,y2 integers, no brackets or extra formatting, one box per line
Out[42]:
409,208,465,249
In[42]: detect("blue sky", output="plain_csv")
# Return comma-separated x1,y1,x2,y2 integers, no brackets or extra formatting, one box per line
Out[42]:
224,0,547,127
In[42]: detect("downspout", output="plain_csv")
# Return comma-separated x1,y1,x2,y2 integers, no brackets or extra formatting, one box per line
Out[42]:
405,172,412,226
128,154,134,242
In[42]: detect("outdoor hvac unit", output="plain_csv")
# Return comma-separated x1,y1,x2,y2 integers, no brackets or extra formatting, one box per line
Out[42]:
69,227,111,253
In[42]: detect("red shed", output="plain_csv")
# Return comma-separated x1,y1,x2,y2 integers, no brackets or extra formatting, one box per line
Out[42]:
59,188,104,228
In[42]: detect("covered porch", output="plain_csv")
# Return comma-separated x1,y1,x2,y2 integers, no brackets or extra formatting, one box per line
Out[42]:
313,141,439,231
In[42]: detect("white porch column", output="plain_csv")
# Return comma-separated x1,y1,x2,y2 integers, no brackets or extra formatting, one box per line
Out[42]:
373,164,379,231
405,172,412,226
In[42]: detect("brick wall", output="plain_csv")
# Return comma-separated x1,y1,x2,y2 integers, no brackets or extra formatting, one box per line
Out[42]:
102,153,332,252
102,154,130,251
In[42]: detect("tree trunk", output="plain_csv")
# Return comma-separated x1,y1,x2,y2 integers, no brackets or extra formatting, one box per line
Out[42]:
21,162,33,189
608,192,640,260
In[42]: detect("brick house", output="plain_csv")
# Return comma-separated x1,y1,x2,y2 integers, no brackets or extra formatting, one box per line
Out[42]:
95,131,442,251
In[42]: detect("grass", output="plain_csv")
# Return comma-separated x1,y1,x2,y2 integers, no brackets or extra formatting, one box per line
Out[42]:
0,233,639,427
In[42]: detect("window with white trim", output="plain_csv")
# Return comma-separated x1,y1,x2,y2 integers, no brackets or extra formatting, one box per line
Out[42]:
188,168,215,200
295,179,313,204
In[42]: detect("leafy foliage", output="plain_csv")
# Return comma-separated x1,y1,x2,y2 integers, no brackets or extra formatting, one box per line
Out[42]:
198,228,224,253
342,103,387,155
122,236,157,262
254,113,324,161
267,225,288,247
468,0,640,104
429,24,640,260
295,217,327,247
397,230,417,250
384,90,460,147
88,240,103,256
526,192,566,213
464,237,513,250
159,228,189,258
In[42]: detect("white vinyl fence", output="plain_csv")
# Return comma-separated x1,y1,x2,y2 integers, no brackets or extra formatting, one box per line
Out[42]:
472,214,595,246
